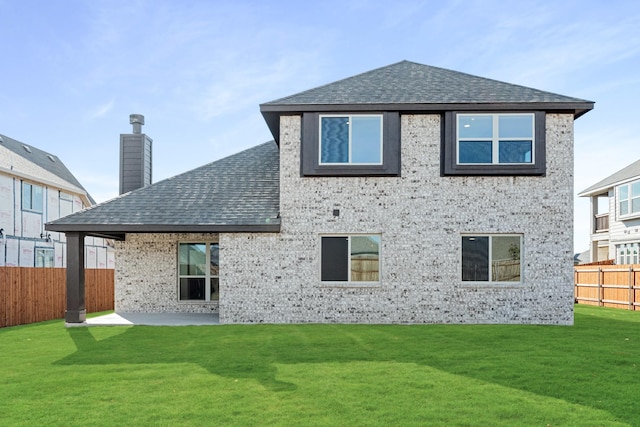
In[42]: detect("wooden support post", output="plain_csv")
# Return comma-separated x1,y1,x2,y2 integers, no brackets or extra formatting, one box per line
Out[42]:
65,232,86,323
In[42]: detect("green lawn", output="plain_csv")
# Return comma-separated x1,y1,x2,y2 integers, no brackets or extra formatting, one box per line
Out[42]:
1,305,638,426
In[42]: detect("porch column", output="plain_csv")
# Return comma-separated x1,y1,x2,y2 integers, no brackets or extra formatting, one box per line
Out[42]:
65,232,86,323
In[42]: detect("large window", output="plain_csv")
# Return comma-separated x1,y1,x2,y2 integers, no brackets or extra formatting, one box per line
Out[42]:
320,115,383,165
457,114,534,164
461,235,522,283
301,112,400,176
321,235,380,283
22,182,43,212
442,111,545,176
178,243,219,301
618,180,640,218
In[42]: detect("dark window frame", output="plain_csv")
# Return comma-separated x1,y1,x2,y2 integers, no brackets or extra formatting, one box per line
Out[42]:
177,242,219,302
320,235,381,284
302,112,400,176
442,111,546,176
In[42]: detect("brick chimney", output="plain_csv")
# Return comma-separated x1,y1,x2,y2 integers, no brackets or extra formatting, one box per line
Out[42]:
119,114,152,194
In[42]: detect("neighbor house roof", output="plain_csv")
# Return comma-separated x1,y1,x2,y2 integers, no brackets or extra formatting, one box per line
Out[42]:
46,141,280,239
578,159,640,197
0,133,94,203
260,60,594,143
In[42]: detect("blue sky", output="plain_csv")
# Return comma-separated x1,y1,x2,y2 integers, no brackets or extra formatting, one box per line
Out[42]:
1,0,639,252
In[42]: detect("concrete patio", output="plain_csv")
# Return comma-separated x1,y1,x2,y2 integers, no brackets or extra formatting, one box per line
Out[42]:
67,312,220,327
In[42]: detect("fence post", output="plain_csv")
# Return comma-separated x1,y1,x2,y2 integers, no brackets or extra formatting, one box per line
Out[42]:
598,267,603,307
629,266,634,311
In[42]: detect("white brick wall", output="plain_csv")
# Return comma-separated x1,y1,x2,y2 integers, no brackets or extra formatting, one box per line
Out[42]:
115,233,219,313
221,113,575,324
116,113,575,324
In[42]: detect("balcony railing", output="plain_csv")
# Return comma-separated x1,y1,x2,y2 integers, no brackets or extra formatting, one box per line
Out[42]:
595,213,609,232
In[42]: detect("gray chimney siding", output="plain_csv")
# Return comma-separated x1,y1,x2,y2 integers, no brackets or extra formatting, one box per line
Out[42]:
119,115,152,195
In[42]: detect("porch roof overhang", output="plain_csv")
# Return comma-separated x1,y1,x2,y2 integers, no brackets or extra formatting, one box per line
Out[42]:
45,222,281,241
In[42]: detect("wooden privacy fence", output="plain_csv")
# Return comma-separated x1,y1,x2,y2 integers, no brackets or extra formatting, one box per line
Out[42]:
0,267,114,328
574,265,640,310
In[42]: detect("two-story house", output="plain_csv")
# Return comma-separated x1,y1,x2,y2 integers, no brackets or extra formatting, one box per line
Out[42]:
0,133,114,269
579,159,640,264
47,61,593,324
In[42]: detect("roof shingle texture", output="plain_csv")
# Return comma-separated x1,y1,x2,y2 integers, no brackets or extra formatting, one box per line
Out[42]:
263,60,591,106
47,141,280,228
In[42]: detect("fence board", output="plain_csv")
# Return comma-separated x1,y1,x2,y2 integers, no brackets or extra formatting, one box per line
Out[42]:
575,265,640,310
0,267,114,328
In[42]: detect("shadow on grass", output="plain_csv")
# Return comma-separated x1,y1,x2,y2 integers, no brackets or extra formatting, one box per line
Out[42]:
56,307,640,425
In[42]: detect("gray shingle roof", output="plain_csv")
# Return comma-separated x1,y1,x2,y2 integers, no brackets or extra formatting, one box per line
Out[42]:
260,60,594,143
578,159,640,197
263,60,590,106
0,133,95,203
46,141,280,238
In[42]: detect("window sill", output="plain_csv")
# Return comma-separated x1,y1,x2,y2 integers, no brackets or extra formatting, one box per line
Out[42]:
319,282,382,289
458,281,523,288
618,213,640,221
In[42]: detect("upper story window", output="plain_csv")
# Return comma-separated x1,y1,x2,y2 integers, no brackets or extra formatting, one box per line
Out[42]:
617,180,640,218
319,115,383,165
301,112,400,176
457,114,534,165
442,111,546,176
22,182,43,212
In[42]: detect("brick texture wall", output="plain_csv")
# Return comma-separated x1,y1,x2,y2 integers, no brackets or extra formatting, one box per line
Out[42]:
115,113,575,324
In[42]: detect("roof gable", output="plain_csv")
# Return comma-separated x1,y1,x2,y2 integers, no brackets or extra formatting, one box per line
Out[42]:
578,159,640,197
260,60,594,142
46,141,280,238
0,133,93,203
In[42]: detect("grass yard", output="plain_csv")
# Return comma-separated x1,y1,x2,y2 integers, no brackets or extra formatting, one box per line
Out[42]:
1,305,639,426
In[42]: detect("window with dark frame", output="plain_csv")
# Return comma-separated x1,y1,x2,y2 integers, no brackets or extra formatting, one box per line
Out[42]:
321,235,380,283
301,112,400,176
178,243,219,301
462,235,522,283
442,111,546,176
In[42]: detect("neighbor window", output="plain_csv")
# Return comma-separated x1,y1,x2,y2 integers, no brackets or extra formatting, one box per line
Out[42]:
320,115,383,165
442,111,545,176
22,182,43,212
35,248,54,267
617,180,640,218
178,243,219,301
461,235,522,283
321,235,380,283
616,243,639,265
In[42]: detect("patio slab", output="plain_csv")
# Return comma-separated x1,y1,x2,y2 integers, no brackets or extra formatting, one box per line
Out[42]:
67,312,220,327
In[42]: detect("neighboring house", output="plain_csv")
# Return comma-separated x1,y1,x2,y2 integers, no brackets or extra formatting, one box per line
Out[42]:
578,159,640,264
47,60,593,325
0,133,114,268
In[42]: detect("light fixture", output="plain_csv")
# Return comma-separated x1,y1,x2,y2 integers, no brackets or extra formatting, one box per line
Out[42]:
40,232,51,242
0,228,3,238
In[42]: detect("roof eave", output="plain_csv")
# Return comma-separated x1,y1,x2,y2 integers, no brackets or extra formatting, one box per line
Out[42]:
45,222,282,240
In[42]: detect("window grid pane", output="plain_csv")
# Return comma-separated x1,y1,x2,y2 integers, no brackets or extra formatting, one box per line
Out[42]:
321,117,349,163
350,236,380,282
457,114,534,165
